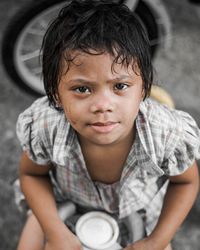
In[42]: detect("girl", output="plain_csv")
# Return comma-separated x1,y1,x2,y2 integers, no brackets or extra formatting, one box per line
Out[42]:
16,1,200,249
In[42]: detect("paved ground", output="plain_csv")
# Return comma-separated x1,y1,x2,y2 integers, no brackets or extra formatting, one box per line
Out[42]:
0,0,200,249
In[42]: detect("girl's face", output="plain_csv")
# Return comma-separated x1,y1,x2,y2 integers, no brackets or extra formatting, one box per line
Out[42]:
58,52,144,147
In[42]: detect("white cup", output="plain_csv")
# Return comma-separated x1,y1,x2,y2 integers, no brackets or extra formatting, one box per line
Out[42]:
75,211,121,250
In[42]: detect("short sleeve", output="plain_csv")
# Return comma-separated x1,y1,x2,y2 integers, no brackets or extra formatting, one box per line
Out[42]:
16,98,51,165
162,110,200,176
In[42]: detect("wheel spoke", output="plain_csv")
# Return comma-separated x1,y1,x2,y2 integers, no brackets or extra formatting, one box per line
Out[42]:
150,35,171,46
40,19,49,29
20,49,40,61
32,67,42,75
124,0,138,10
27,28,45,36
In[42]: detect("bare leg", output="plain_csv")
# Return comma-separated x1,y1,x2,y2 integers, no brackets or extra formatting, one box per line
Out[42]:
164,244,172,250
17,213,45,250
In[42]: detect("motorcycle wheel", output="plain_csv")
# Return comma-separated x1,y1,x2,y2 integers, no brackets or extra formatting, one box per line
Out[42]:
2,0,160,96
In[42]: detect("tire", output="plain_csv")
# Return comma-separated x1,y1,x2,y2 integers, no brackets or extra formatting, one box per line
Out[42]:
2,0,68,96
2,0,162,96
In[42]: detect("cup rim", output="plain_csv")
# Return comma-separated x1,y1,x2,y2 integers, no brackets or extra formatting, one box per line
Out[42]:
75,211,119,250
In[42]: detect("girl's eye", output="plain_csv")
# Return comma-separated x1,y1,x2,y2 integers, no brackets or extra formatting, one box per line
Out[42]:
114,83,128,90
74,86,90,93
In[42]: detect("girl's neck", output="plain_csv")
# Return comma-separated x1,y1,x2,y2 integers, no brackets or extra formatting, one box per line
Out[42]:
79,126,135,156
78,130,135,184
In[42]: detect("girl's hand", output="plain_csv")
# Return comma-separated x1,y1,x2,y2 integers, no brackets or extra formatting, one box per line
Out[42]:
123,237,157,250
44,223,82,250
45,233,82,250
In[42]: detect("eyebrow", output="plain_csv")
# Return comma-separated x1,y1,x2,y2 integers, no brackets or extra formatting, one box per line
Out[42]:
68,75,132,85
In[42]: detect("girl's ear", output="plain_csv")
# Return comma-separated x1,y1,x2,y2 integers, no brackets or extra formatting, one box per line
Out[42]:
141,86,145,101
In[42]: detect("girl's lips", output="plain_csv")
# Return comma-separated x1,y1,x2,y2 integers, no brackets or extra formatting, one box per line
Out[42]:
90,122,119,133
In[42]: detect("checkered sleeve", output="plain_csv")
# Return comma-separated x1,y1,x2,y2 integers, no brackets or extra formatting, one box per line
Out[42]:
162,109,200,176
16,97,51,165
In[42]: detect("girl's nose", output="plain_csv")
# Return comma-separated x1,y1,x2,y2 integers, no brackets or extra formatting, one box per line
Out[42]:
90,91,114,113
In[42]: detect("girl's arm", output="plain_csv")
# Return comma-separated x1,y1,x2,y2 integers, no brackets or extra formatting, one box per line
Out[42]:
19,151,82,250
149,160,199,249
125,160,199,250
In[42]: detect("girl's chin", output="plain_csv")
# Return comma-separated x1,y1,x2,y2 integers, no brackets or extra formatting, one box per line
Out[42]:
82,134,123,147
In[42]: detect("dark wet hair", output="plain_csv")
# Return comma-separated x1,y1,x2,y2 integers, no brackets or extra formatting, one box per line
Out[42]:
42,0,153,109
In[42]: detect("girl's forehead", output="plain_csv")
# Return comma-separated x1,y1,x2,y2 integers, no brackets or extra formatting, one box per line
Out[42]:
62,50,140,76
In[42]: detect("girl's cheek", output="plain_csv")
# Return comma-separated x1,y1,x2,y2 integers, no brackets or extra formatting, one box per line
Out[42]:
63,104,77,125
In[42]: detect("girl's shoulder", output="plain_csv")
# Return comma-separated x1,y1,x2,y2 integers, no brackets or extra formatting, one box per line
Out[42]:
19,96,61,120
16,96,71,164
17,96,67,129
139,98,200,145
139,98,199,133
137,98,200,175
140,98,182,129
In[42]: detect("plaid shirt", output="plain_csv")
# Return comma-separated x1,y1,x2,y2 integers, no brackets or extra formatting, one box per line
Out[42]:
16,96,200,234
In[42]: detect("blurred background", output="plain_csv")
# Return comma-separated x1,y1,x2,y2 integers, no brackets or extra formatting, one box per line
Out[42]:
0,0,200,249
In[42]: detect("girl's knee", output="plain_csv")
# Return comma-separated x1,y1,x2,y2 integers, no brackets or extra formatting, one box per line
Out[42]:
17,213,44,250
164,244,172,250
